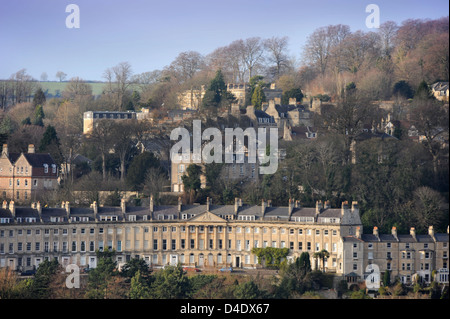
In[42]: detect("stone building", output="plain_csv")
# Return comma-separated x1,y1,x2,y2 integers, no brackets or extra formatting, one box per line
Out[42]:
0,199,361,274
0,144,58,202
342,225,449,286
0,198,447,288
83,111,137,135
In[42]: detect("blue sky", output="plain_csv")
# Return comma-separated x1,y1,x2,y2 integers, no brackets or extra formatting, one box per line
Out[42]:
0,0,448,81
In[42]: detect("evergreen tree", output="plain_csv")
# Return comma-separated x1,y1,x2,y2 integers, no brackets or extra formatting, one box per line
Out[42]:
33,88,46,108
251,85,266,109
126,151,161,191
33,105,45,126
233,280,262,299
182,164,203,203
85,249,118,299
28,259,60,298
392,80,414,99
414,80,433,99
129,270,150,299
202,70,235,109
282,87,304,105
149,265,191,299
39,125,63,165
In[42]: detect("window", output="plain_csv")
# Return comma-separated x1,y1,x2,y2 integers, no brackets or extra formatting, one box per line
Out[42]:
44,164,49,173
71,241,77,252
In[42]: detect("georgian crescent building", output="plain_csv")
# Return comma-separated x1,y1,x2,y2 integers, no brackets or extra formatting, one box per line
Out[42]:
0,197,448,287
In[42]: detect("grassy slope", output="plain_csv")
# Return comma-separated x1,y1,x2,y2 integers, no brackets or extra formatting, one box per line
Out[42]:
38,81,106,97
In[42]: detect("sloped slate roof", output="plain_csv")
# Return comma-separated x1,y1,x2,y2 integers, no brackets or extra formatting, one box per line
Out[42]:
23,153,56,166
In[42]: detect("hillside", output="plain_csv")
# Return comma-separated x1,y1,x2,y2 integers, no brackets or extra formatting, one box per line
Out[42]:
38,81,107,98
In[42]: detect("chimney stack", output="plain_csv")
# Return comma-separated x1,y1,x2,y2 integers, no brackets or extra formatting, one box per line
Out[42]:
206,197,211,212
2,144,8,157
92,201,98,220
28,144,35,154
36,201,42,216
178,197,182,213
261,199,267,216
65,201,70,217
150,195,154,213
351,201,359,213
410,227,416,241
355,226,361,239
288,198,294,216
295,200,300,208
234,198,239,214
341,201,349,217
121,198,126,215
373,226,379,238
428,226,435,240
391,226,398,240
316,200,323,215
9,201,16,217
2,200,7,210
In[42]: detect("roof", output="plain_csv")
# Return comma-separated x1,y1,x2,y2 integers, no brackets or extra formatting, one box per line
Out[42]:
23,153,56,167
4,151,56,168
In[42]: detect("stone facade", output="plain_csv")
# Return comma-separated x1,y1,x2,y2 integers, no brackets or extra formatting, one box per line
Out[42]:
0,144,58,202
83,111,137,135
0,199,359,274
342,226,449,286
1,198,447,288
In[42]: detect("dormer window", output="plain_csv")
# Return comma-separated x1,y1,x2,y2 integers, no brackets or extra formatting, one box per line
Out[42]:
52,164,56,174
44,164,49,173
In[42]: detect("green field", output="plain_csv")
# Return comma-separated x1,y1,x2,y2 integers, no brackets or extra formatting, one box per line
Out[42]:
38,81,107,97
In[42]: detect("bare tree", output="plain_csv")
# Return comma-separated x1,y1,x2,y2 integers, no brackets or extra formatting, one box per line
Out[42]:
111,120,141,181
318,90,376,165
9,69,37,104
63,77,93,106
264,36,291,79
206,41,247,83
410,97,449,184
40,72,48,82
56,71,67,82
302,25,350,78
411,187,446,233
378,21,398,56
168,51,205,83
103,62,133,111
87,119,116,181
240,37,265,81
